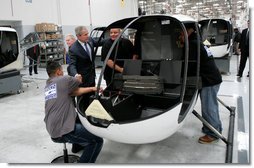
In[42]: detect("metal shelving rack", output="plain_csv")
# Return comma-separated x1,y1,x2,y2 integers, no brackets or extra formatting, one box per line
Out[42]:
38,26,64,67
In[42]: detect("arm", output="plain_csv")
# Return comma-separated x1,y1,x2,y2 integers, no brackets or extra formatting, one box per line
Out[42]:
70,86,103,96
133,54,139,60
70,87,96,96
107,59,123,73
239,30,246,51
68,48,78,77
91,36,105,47
101,39,110,61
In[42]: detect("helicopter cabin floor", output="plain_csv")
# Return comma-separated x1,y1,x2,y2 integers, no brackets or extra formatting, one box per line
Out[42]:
0,54,249,164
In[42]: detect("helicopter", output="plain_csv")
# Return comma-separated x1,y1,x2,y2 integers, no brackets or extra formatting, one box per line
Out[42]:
76,14,201,144
199,19,233,73
0,27,22,73
0,27,24,94
0,27,44,94
0,26,45,74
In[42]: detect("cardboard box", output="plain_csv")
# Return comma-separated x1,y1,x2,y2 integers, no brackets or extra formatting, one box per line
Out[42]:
46,23,56,32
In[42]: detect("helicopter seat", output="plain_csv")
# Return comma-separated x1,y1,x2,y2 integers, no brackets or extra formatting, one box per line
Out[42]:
120,59,164,94
122,75,163,94
159,60,182,97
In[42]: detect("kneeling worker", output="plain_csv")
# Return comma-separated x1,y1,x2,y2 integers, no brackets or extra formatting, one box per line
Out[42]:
44,61,103,163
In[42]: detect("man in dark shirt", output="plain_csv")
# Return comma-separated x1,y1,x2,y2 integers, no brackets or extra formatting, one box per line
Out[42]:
183,24,223,144
101,28,135,87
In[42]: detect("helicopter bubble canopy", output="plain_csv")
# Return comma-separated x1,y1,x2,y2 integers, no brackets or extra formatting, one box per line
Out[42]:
77,15,200,144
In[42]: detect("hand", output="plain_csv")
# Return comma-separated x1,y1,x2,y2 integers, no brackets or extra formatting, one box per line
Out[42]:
75,74,82,83
91,87,103,93
133,54,139,60
120,67,124,73
98,87,103,93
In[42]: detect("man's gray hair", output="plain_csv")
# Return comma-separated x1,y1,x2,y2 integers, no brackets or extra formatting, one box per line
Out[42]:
75,26,88,36
65,34,76,40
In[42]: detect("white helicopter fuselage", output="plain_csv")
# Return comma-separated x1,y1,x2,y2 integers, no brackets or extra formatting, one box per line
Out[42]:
78,89,198,144
78,103,182,144
209,44,230,58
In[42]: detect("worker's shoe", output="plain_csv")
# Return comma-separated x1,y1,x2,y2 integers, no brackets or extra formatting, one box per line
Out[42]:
198,135,218,144
71,143,84,153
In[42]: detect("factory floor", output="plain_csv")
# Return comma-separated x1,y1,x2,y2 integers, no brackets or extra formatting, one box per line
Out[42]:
0,55,250,166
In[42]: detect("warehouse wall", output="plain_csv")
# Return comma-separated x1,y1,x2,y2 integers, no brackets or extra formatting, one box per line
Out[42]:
60,0,138,38
0,0,138,39
0,0,57,39
0,0,58,38
0,0,138,67
90,0,138,27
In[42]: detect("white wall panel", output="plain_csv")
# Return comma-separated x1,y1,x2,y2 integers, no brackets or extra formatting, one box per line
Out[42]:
1,0,138,38
1,0,138,26
58,0,90,26
59,0,138,27
12,0,58,24
90,0,138,27
0,0,13,20
59,0,138,37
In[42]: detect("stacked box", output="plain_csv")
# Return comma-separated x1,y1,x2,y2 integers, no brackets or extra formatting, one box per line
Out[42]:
35,23,57,32
35,23,48,32
47,23,55,32
46,34,52,40
51,34,58,39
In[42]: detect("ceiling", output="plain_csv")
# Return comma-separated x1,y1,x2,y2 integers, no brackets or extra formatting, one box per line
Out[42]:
138,0,248,27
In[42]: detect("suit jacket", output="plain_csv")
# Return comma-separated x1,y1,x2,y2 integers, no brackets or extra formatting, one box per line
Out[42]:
27,45,40,59
239,28,249,56
68,38,96,87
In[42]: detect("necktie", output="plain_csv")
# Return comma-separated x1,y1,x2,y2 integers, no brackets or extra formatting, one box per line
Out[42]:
84,42,92,60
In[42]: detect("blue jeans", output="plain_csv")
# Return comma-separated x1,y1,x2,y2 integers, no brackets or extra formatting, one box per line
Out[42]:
200,84,222,138
52,123,103,163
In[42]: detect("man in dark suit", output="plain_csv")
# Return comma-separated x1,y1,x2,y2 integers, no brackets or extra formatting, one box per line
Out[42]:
68,26,100,153
68,26,97,87
237,20,249,77
27,44,40,75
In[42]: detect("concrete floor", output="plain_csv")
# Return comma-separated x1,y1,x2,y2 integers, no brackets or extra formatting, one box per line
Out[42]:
0,55,249,164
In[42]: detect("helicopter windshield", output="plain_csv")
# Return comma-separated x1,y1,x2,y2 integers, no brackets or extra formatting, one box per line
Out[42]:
199,19,232,46
0,30,19,69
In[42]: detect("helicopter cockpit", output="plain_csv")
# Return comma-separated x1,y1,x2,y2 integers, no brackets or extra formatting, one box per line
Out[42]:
77,15,200,144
